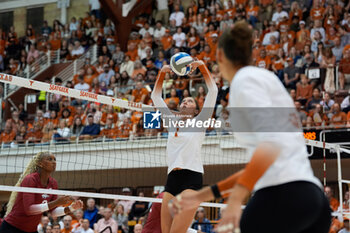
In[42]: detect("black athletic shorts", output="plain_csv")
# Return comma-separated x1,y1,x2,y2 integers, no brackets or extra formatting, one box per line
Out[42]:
240,181,332,233
0,221,37,233
164,169,203,196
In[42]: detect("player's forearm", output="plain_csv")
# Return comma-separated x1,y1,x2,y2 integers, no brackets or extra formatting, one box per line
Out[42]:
211,170,245,198
236,142,280,191
151,71,165,97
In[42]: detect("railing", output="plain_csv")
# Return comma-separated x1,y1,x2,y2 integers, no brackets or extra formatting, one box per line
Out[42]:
3,50,60,99
54,44,98,84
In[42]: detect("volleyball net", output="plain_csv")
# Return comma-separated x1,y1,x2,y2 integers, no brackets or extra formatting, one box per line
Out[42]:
0,73,350,222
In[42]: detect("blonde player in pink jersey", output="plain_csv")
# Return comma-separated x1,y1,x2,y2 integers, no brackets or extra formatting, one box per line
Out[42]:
151,60,217,233
169,21,331,233
0,152,83,233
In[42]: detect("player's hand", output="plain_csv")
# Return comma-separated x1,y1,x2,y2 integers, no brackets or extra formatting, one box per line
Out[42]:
56,195,74,206
214,199,241,233
161,65,172,73
168,191,201,216
70,200,84,210
189,60,204,74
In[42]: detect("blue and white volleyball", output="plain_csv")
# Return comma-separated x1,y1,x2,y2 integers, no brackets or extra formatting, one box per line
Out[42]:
170,52,194,76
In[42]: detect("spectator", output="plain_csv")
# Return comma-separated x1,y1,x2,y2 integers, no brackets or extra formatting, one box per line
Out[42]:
112,44,124,66
15,125,28,145
310,104,328,127
71,41,84,57
255,48,271,70
131,82,149,103
120,55,134,77
37,216,50,233
272,3,289,24
73,219,93,233
339,50,350,90
25,122,43,144
325,186,340,212
27,44,40,64
99,115,117,139
295,101,308,126
41,21,52,37
71,117,84,138
53,119,71,142
133,224,142,233
89,0,101,19
139,22,154,38
61,215,73,233
296,74,313,105
262,22,280,46
173,27,186,48
154,21,166,39
307,88,322,111
41,122,55,144
332,37,344,62
320,92,335,115
330,103,347,127
52,223,61,233
283,57,300,89
129,192,148,221
114,204,128,233
6,110,24,133
341,91,350,113
155,0,169,25
169,4,185,27
99,64,115,86
74,75,90,92
192,207,213,233
118,188,135,214
80,114,100,139
339,219,350,233
94,208,118,233
310,20,326,43
83,198,99,229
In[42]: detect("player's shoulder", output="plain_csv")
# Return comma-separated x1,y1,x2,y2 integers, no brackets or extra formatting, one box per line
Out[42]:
233,66,275,85
21,172,39,186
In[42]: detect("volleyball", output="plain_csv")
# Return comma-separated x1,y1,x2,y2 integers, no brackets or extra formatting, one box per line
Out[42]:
170,52,194,76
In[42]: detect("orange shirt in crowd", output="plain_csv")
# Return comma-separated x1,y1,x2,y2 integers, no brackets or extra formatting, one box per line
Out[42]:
347,111,350,122
165,97,180,106
125,48,138,61
187,36,200,48
272,59,284,71
266,44,280,55
61,227,73,233
236,0,248,5
310,7,325,21
256,56,271,70
296,84,313,100
45,118,59,128
26,130,43,142
259,0,273,6
246,6,259,17
100,127,118,139
84,74,98,86
131,111,143,125
252,46,263,62
0,130,16,144
100,113,118,125
198,51,216,65
289,9,303,22
329,217,342,233
132,88,149,103
296,29,310,42
225,8,236,19
118,123,132,138
0,39,5,56
161,35,173,51
49,39,61,50
216,10,226,21
331,112,347,127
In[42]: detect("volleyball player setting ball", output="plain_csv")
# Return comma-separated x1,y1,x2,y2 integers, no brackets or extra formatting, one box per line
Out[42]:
0,152,83,233
169,21,332,233
151,53,218,233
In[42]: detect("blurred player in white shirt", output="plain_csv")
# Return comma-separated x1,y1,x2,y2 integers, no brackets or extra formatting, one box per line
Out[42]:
169,21,331,233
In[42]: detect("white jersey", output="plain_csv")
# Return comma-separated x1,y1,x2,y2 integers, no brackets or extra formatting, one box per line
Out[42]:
151,66,217,174
229,66,321,192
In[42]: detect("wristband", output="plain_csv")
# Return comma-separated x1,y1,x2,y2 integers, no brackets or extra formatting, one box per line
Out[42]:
211,184,222,199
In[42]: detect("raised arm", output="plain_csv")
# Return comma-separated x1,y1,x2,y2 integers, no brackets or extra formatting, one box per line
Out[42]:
151,65,175,118
193,60,218,122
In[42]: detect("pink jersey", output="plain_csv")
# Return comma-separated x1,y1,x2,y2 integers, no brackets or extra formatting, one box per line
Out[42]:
5,172,58,232
142,193,163,233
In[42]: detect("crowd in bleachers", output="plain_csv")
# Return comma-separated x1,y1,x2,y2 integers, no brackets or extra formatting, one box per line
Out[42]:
0,185,347,233
1,0,350,146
